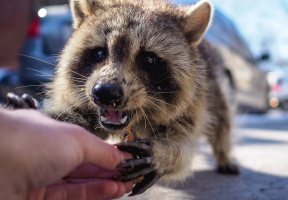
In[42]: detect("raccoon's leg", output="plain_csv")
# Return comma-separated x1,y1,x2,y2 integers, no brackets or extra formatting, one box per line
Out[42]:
206,78,240,175
46,108,106,138
207,106,239,175
116,125,195,196
5,92,38,109
208,126,239,175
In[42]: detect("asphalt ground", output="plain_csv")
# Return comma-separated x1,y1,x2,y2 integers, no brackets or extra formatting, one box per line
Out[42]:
120,110,288,200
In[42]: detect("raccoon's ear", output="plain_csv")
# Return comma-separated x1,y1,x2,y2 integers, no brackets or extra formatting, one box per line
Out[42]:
183,0,214,46
70,0,97,28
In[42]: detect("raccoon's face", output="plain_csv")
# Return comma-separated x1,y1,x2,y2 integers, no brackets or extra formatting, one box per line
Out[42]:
59,0,213,131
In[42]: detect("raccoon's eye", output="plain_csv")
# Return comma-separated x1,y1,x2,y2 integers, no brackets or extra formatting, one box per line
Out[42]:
94,47,108,62
139,52,160,68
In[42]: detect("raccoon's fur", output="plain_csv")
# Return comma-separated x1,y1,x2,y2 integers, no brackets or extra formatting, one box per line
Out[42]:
44,0,238,190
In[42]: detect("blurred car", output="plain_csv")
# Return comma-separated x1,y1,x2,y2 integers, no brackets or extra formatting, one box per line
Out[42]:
206,9,269,114
20,1,269,113
172,0,269,114
267,69,288,110
20,4,72,85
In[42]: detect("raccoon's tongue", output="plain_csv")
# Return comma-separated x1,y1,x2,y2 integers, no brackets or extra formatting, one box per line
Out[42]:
100,109,128,125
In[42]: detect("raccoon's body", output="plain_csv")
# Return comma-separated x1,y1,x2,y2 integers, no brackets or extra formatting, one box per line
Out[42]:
44,0,238,195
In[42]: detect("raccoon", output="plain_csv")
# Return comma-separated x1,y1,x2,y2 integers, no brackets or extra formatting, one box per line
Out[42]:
41,0,239,195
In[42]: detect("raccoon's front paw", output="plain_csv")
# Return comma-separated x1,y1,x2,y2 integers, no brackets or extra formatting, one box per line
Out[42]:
217,163,240,175
115,139,161,196
5,92,39,110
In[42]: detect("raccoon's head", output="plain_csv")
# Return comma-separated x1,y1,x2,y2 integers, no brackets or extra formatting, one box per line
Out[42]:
57,0,213,131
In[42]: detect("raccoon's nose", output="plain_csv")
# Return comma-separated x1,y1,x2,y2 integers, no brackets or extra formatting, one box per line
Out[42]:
92,80,124,107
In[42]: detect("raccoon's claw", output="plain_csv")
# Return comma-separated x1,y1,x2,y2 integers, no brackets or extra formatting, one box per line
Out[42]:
5,92,38,109
129,171,160,196
116,140,152,158
116,157,153,171
116,161,153,181
115,140,160,196
116,162,161,196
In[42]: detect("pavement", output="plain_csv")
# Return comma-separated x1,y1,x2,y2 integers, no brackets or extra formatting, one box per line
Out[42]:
120,110,288,200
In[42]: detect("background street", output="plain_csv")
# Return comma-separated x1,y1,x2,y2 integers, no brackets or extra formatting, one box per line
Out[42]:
121,110,288,200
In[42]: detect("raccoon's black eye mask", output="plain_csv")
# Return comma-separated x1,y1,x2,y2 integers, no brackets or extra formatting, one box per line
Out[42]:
82,47,108,64
75,47,108,77
94,47,108,62
138,52,160,68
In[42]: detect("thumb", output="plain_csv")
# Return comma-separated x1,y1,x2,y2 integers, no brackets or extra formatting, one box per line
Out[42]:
72,127,127,170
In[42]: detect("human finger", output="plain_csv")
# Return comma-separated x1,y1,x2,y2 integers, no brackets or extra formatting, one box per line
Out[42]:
43,180,129,200
66,163,120,179
71,126,132,170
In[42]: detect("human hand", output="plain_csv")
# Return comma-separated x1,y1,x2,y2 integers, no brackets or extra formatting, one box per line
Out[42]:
0,108,132,200
29,163,132,200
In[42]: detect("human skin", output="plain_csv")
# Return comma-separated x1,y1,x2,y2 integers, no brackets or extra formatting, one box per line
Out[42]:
0,108,132,200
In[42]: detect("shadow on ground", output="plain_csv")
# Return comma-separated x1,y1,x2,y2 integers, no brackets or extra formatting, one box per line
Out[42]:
121,166,288,200
121,113,288,200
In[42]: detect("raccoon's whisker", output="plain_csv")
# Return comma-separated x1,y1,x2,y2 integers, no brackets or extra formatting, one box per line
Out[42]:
40,88,83,94
42,86,86,93
135,108,140,124
71,94,88,106
139,106,147,134
148,76,171,87
145,108,161,140
47,54,61,59
18,54,57,67
71,84,86,88
55,104,76,120
35,91,46,96
68,97,89,116
68,79,87,84
33,74,52,77
75,93,88,101
146,98,190,137
75,92,87,98
45,84,87,99
48,84,85,89
26,68,54,77
69,76,87,82
55,95,88,120
139,106,157,140
145,99,170,140
70,79,86,83
66,70,88,79
15,84,45,89
148,96,177,109
68,101,87,117
154,91,178,94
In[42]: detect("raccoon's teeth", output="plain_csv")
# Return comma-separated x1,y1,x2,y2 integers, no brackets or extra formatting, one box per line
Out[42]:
101,116,108,122
120,116,128,124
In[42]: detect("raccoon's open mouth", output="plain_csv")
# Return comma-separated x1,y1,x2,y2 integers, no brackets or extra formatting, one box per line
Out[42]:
99,108,135,130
